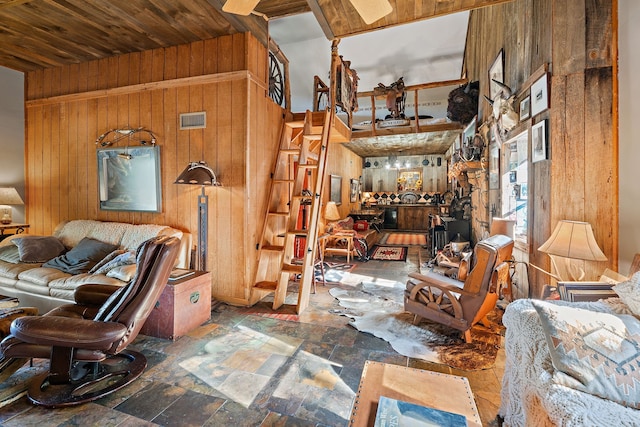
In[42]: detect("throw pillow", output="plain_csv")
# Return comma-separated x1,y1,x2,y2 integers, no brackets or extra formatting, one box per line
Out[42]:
106,264,137,282
11,236,66,263
531,300,640,409
43,237,119,275
613,271,640,317
89,249,126,274
0,245,20,264
93,251,136,275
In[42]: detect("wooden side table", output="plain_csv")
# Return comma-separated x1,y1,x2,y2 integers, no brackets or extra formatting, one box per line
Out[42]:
323,231,355,263
0,223,29,241
140,271,211,340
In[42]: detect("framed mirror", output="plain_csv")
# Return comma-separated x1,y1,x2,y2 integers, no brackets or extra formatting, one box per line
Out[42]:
330,174,342,205
397,168,422,191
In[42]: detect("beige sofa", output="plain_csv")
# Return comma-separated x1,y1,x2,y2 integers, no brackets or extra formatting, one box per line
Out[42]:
0,220,191,313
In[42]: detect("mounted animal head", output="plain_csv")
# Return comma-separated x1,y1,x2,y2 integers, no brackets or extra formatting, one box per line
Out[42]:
447,81,479,124
484,79,518,132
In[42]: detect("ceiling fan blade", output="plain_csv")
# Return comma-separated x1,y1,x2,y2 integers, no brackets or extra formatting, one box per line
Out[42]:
349,0,393,25
222,0,260,16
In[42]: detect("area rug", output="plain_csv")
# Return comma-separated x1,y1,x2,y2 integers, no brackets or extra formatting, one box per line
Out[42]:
379,232,427,246
328,281,502,371
370,245,408,261
316,261,356,283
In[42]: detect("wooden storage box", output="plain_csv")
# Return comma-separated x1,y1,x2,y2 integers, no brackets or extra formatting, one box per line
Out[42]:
141,271,211,340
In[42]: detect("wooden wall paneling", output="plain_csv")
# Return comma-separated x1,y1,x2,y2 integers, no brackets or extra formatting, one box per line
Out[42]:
217,34,234,74
65,100,78,222
151,48,165,83
232,78,249,300
232,33,247,72
585,0,613,69
175,83,193,239
214,79,234,299
81,98,94,220
58,102,70,224
584,66,616,274
163,46,179,230
552,0,587,75
203,38,219,75
139,50,154,85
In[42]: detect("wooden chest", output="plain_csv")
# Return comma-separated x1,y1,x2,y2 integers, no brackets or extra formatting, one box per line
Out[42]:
141,271,211,340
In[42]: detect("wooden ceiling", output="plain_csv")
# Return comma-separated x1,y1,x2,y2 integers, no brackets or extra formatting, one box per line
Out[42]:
0,0,512,72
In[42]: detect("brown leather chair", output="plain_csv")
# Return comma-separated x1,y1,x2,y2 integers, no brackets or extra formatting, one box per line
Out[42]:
0,235,180,407
404,234,513,343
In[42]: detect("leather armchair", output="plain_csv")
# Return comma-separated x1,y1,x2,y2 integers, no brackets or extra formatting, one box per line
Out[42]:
404,234,513,342
0,235,180,407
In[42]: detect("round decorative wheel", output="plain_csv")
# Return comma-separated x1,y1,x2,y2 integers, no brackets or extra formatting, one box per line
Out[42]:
268,51,284,106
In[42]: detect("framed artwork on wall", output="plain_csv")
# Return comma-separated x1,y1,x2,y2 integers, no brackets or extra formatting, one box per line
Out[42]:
519,96,530,121
97,146,162,212
530,74,549,116
349,178,359,203
330,174,342,205
488,49,504,100
532,120,548,163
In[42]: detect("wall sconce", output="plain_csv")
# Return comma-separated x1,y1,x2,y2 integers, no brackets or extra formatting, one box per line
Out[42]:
175,161,221,271
0,188,24,224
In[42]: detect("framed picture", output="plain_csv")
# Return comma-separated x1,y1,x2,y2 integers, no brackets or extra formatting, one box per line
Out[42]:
530,73,549,116
519,96,530,121
330,174,342,205
349,178,359,203
97,146,162,212
532,120,548,163
556,282,616,302
488,49,504,100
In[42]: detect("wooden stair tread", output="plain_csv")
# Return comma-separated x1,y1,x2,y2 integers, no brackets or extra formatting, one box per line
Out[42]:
282,264,303,273
254,281,278,290
261,245,284,252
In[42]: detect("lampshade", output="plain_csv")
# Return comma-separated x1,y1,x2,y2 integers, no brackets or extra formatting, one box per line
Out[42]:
324,201,341,221
538,220,607,262
0,188,24,205
174,161,221,186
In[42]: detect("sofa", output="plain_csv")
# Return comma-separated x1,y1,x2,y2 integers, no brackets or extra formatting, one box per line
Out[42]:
0,220,191,313
499,273,640,426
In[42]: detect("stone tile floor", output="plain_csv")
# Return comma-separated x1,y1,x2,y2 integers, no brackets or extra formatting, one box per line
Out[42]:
0,245,504,426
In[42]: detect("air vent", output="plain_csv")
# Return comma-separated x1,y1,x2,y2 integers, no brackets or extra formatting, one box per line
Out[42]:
180,112,206,130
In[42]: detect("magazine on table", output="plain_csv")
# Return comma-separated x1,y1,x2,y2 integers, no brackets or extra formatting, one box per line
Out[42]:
168,269,195,281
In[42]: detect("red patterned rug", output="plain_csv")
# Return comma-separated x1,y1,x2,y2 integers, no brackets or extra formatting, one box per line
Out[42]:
370,245,408,261
379,233,427,246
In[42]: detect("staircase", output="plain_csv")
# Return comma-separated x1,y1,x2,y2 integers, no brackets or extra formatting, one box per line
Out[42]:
252,110,334,313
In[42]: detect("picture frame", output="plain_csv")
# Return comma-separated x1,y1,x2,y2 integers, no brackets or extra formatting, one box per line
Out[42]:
349,178,359,203
519,96,530,121
97,146,162,212
488,49,504,100
556,282,617,302
530,73,549,116
532,119,548,163
330,174,342,205
461,115,477,160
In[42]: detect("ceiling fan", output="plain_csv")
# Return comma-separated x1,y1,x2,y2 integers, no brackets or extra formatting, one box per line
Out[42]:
222,0,392,25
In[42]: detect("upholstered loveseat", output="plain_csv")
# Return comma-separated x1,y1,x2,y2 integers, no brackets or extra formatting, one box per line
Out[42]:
0,220,191,313
328,216,379,260
500,273,640,426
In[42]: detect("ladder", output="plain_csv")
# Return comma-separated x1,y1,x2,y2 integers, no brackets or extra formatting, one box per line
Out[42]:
252,110,333,313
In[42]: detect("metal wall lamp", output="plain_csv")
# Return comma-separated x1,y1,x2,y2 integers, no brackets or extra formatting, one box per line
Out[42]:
175,161,221,271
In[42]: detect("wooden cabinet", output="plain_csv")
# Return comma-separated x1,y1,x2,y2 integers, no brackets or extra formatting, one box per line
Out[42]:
397,206,437,230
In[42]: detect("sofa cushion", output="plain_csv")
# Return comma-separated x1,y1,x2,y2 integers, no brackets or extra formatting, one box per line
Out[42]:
93,251,136,275
0,245,21,264
531,300,640,409
43,237,119,275
613,271,640,317
48,272,124,291
106,264,137,282
18,267,71,286
12,236,66,263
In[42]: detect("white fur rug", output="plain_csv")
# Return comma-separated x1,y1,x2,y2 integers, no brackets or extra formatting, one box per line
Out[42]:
329,281,502,370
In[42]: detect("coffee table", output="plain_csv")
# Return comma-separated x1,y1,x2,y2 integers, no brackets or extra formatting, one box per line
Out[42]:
349,361,481,427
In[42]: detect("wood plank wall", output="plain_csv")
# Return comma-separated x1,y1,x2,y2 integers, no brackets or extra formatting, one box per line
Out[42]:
465,0,616,298
324,143,364,220
23,32,284,305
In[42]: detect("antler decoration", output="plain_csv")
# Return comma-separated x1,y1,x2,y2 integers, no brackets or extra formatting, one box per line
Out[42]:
95,127,157,147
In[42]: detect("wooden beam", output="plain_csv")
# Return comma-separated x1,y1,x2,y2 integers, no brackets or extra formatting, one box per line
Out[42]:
306,0,335,40
204,0,269,46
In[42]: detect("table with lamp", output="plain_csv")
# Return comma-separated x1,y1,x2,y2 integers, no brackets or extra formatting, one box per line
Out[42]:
0,187,28,241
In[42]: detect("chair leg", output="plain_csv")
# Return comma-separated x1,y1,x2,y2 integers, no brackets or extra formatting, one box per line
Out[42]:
479,315,492,328
463,330,472,343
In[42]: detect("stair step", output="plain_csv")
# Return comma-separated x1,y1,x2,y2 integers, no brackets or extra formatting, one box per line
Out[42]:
297,163,318,169
261,245,284,252
268,211,289,216
288,229,309,236
280,149,300,155
273,179,294,183
254,281,278,290
282,264,303,273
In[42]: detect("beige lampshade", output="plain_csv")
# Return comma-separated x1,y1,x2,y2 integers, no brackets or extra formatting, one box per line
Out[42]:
0,188,24,205
538,220,607,261
324,201,341,221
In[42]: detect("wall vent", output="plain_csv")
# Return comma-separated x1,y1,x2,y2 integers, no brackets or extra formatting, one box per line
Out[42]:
180,112,206,129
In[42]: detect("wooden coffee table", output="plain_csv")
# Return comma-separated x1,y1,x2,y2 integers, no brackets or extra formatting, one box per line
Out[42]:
349,361,481,427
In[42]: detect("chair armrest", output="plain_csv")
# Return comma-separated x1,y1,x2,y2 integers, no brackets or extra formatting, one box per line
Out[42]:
408,272,472,295
74,284,122,307
10,316,127,350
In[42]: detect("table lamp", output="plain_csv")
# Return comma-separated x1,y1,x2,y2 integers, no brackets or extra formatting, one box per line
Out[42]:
324,201,341,232
538,220,607,281
0,188,24,224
